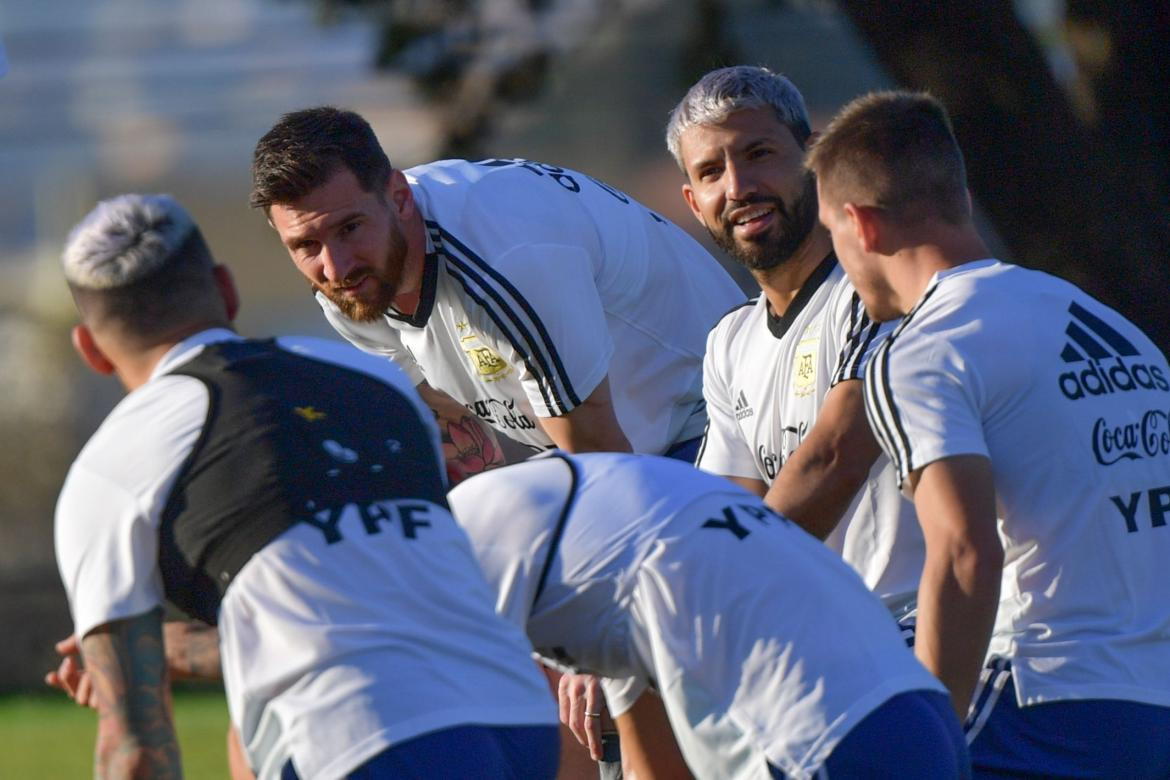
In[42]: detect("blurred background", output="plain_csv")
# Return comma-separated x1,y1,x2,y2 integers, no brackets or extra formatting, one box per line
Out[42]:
2,0,1168,703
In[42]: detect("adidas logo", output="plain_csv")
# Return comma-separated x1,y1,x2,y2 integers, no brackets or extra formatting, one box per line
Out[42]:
734,390,754,420
1058,301,1169,401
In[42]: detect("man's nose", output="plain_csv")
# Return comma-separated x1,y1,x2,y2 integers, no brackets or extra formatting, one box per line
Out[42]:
725,161,758,202
320,243,357,284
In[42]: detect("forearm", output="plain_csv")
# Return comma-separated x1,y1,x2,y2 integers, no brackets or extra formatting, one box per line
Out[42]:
615,691,692,780
910,455,1003,718
163,621,221,681
915,544,1001,718
538,378,632,454
83,610,182,779
417,382,506,477
764,381,880,539
763,443,872,539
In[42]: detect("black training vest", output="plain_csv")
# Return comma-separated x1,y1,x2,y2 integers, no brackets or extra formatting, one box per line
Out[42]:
159,339,447,624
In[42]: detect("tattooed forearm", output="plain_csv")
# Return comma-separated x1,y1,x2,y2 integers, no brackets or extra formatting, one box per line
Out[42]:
415,381,507,479
82,608,182,779
164,621,222,681
439,413,506,476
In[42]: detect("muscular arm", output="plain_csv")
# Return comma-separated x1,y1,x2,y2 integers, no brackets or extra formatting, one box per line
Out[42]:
908,454,1003,718
538,378,633,454
763,380,881,538
80,608,182,779
416,381,507,479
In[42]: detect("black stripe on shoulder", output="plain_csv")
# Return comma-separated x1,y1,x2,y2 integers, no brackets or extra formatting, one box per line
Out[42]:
444,263,562,415
435,225,581,413
866,282,945,480
710,295,758,333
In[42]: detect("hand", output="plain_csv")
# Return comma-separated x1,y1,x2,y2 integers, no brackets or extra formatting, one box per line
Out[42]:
558,672,611,761
44,634,97,708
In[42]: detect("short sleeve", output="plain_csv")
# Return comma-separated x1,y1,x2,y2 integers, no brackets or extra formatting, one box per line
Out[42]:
601,675,649,719
865,330,990,486
316,292,425,385
55,464,166,639
486,244,613,418
830,289,894,386
55,376,209,638
695,326,761,480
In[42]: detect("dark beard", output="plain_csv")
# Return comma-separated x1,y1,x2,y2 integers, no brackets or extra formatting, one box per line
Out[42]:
320,275,397,323
711,172,819,272
317,228,407,323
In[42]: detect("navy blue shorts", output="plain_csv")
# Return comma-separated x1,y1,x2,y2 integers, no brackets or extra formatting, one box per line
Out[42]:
771,690,971,779
965,658,1170,778
281,724,559,779
662,436,702,464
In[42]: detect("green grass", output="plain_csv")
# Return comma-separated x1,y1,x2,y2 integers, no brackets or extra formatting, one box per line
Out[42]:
0,686,232,779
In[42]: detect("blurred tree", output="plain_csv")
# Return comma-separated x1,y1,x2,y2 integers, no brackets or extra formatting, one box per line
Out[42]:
301,0,1170,346
833,0,1170,349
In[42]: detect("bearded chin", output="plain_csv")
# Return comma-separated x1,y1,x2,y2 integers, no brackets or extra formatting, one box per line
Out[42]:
715,175,819,272
319,280,396,323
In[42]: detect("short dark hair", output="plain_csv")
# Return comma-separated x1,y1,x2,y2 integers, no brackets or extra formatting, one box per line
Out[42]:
806,90,970,225
250,107,393,211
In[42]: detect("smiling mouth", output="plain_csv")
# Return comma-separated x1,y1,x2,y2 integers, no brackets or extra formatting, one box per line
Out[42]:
732,205,774,226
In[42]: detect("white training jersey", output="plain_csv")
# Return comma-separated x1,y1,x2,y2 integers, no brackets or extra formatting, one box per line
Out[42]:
697,257,924,611
319,158,745,454
865,259,1170,708
55,329,556,780
449,452,945,780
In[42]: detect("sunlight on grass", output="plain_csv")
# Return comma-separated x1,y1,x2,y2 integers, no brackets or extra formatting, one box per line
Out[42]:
0,687,231,779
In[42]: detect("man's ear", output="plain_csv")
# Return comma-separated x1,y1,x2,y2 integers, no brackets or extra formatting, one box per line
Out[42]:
681,183,705,227
843,202,883,254
388,169,413,218
212,264,240,322
71,325,115,376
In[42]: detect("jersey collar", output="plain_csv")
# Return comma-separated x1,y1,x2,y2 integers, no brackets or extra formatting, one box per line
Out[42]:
765,252,838,340
383,251,439,328
152,328,242,380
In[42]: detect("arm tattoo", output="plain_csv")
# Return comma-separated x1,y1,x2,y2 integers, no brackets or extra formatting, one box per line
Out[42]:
438,412,506,476
82,608,183,779
164,621,222,681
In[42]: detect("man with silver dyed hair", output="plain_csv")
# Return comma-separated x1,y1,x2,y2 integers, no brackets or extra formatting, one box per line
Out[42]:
669,65,924,589
666,65,812,172
52,194,558,779
555,65,929,775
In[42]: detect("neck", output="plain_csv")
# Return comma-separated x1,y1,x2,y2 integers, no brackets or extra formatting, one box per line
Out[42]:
754,225,835,317
891,222,990,314
113,320,234,391
391,209,428,317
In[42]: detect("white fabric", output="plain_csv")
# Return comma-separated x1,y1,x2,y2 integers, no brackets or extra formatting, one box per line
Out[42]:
697,261,923,611
55,329,555,780
320,158,745,454
865,259,1170,708
449,452,945,780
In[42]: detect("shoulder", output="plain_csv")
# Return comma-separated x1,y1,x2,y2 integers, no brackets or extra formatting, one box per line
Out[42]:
273,335,420,396
708,295,762,341
63,375,210,507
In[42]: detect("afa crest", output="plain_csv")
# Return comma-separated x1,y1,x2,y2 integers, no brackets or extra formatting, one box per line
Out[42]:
460,324,512,382
793,336,819,396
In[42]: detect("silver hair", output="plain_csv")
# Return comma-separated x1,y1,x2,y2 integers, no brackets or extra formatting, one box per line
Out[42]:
62,194,197,290
665,65,812,170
